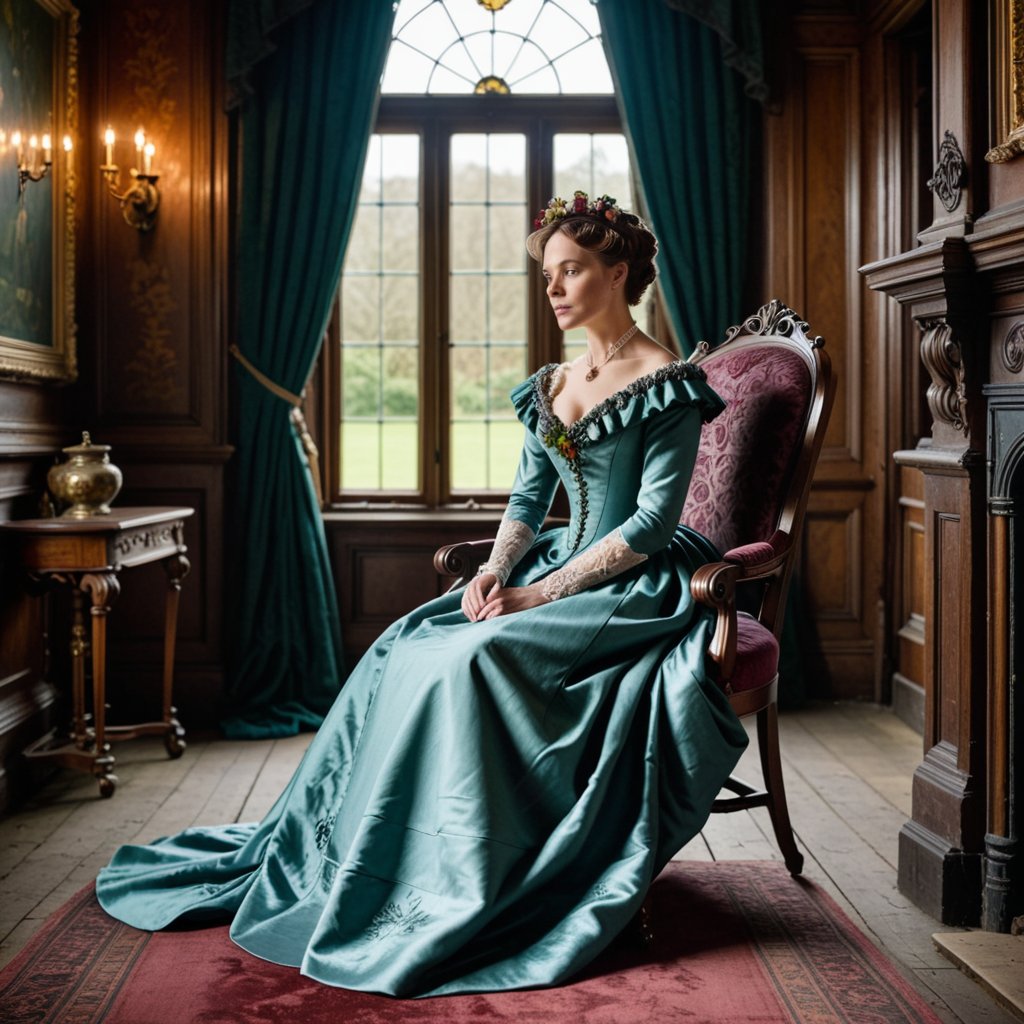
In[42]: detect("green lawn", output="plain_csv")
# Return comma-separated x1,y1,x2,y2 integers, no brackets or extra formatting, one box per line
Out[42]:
341,420,525,492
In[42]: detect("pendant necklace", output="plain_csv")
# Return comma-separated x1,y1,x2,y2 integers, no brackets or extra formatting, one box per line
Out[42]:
585,322,639,382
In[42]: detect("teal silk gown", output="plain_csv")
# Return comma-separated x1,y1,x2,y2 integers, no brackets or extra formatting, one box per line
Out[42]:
96,361,749,997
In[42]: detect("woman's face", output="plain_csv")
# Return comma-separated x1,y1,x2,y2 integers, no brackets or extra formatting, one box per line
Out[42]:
541,230,626,333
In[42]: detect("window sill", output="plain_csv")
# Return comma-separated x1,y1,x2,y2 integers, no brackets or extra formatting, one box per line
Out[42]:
322,505,507,523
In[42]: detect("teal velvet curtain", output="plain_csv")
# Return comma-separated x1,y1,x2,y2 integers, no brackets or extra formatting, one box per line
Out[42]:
597,0,761,354
226,0,315,100
663,0,768,103
223,1,395,738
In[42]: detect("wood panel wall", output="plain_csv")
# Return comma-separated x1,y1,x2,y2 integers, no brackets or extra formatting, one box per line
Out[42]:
762,4,880,699
75,0,230,728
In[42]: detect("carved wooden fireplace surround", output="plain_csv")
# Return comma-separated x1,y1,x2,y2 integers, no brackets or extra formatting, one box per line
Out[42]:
865,228,1023,931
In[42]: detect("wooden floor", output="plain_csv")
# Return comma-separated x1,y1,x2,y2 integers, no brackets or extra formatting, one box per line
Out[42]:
0,702,1017,1023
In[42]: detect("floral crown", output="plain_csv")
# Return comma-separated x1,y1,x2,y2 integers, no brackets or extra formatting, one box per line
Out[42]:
532,190,623,230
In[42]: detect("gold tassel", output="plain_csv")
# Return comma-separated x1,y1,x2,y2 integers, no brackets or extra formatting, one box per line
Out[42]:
229,344,324,508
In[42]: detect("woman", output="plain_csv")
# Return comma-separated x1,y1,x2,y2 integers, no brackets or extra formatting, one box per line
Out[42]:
96,192,748,998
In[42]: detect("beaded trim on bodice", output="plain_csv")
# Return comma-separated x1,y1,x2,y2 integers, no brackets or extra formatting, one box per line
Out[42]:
532,360,710,553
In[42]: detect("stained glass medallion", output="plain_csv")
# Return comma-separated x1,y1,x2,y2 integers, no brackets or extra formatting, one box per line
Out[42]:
384,0,612,95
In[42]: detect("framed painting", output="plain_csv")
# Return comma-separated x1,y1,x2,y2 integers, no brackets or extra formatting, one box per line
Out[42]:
987,0,1024,164
0,0,77,383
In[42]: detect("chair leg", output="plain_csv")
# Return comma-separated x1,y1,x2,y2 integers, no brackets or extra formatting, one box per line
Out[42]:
616,897,654,951
756,702,804,876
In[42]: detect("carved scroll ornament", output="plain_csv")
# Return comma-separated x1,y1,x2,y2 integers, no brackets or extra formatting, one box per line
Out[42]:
722,298,824,349
113,524,177,560
920,321,968,435
927,131,967,212
1003,321,1024,374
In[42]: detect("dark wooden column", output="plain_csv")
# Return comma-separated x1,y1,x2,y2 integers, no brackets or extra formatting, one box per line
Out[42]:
983,387,1024,930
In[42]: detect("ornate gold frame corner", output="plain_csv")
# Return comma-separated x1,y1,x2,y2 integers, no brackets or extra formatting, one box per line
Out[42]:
0,0,78,385
987,0,1024,164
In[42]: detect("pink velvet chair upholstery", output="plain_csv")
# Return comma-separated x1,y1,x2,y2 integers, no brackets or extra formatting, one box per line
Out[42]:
434,299,835,878
684,300,835,876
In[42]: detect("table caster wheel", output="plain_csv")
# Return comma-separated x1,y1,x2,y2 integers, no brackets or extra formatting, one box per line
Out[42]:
165,732,186,759
98,774,118,798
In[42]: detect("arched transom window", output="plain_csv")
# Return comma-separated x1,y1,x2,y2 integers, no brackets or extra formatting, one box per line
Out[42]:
384,0,612,95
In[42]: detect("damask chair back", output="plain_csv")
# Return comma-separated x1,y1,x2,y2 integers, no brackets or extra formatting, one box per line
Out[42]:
683,302,833,639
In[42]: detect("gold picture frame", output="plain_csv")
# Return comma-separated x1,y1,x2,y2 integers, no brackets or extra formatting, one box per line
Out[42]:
987,0,1024,163
0,0,78,384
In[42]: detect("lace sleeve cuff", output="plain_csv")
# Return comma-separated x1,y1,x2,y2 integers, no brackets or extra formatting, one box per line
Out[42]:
539,527,648,601
478,514,537,586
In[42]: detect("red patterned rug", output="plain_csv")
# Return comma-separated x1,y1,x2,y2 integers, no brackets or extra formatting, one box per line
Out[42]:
1,861,944,1023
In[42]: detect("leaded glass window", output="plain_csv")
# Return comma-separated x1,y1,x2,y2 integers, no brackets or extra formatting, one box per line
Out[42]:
341,135,421,492
449,134,529,490
332,1,644,506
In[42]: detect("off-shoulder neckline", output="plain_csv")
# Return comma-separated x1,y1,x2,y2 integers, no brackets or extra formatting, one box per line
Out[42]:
534,359,702,438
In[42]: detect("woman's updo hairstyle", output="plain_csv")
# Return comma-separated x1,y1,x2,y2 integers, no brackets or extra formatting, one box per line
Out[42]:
525,196,658,307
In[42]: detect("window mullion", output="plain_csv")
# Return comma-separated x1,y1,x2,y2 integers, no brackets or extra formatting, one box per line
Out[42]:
529,118,559,370
422,119,446,507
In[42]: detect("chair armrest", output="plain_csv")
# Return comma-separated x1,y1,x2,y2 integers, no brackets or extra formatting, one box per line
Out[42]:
433,538,495,590
691,561,741,681
690,530,792,682
721,529,791,577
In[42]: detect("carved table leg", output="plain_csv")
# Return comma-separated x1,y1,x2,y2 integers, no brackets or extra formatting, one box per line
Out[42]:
161,551,190,758
69,584,90,749
82,572,121,797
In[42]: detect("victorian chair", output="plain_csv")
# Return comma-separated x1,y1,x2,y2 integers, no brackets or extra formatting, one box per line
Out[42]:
679,300,835,875
434,300,835,877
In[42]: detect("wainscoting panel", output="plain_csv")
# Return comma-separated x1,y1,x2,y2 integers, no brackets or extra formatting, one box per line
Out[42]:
327,512,504,665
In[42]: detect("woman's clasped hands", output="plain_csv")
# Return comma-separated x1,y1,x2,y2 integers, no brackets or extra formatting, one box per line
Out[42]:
461,572,551,621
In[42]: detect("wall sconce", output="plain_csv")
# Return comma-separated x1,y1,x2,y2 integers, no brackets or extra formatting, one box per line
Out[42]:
4,130,71,198
100,126,160,232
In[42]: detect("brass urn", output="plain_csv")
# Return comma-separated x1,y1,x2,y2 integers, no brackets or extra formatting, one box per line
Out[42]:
47,432,123,518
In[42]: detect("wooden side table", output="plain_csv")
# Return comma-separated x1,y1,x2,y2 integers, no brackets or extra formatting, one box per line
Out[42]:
1,507,194,797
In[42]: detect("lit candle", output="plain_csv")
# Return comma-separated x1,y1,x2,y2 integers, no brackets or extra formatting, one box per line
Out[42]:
143,141,154,176
104,126,114,165
134,128,145,167
28,134,38,168
42,133,52,164
11,130,22,166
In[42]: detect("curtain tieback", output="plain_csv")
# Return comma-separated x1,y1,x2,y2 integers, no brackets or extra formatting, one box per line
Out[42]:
230,344,324,507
